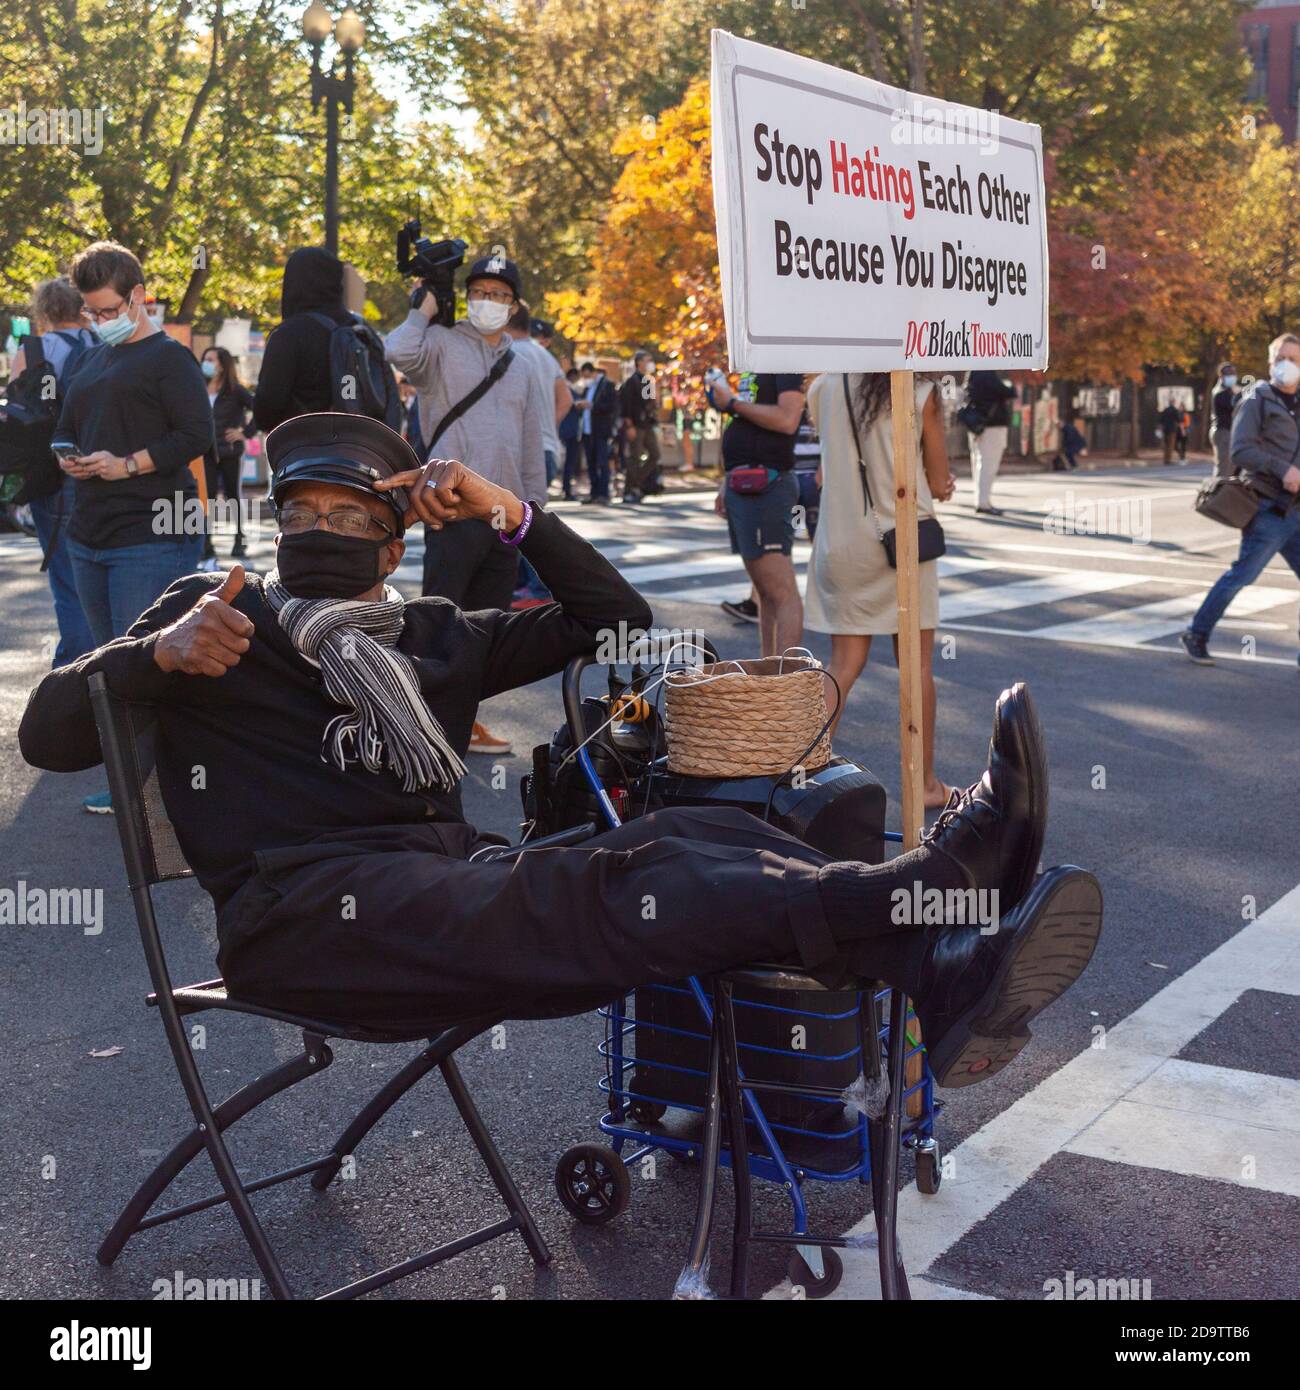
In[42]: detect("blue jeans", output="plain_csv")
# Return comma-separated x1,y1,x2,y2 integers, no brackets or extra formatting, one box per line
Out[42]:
543,448,557,488
1191,500,1300,640
584,432,611,498
29,479,94,667
68,535,204,647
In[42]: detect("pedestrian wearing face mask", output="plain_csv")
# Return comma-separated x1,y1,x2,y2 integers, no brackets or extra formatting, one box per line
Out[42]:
1210,362,1240,481
53,240,213,812
385,253,548,754
1181,334,1300,665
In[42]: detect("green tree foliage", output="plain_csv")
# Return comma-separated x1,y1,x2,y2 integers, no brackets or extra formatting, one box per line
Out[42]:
0,1,468,324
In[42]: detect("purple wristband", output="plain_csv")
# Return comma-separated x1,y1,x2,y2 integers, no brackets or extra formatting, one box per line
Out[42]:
499,500,533,547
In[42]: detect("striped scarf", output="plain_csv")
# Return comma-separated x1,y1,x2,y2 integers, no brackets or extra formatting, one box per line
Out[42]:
264,574,466,793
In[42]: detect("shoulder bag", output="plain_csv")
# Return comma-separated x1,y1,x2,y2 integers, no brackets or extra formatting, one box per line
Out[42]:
842,374,946,568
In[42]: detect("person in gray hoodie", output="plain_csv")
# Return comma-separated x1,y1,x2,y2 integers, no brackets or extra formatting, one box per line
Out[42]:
1181,333,1300,665
385,253,548,753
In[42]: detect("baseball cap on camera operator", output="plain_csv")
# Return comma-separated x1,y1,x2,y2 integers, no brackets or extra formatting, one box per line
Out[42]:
462,254,522,337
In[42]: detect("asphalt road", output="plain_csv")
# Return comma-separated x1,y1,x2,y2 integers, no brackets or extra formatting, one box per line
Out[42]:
2,455,1297,1302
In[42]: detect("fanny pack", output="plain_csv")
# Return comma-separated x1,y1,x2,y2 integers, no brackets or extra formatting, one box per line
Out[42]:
726,465,780,494
843,374,946,569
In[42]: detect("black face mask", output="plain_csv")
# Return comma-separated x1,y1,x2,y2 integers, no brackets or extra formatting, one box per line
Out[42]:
275,529,389,599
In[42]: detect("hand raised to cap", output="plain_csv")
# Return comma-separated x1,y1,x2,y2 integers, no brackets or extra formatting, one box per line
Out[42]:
153,565,254,677
375,457,525,533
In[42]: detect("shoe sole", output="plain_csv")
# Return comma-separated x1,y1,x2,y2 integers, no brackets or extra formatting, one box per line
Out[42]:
993,682,1047,910
720,606,760,624
1180,641,1213,666
926,867,1102,1089
83,803,114,815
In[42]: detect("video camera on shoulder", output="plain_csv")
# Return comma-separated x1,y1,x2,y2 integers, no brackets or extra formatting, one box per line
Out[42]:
396,216,466,329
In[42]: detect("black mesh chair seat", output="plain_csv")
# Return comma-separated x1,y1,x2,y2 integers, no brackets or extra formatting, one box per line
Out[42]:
148,980,461,1046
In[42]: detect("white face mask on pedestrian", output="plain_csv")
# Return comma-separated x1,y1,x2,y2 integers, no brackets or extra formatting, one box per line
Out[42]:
467,299,511,334
1270,358,1300,389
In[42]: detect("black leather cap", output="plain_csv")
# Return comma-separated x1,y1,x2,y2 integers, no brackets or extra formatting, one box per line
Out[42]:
267,413,417,533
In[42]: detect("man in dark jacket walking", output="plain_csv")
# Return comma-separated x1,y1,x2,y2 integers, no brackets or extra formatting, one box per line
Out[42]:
1182,335,1300,664
577,362,618,504
619,351,661,504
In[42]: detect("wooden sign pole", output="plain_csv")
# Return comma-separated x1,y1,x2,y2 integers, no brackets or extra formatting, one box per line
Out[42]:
890,369,927,1117
889,370,925,851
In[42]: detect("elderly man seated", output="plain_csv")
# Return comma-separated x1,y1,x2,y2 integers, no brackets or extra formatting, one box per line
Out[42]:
19,414,1101,1088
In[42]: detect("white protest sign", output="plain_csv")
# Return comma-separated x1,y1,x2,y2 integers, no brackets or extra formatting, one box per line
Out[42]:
711,31,1049,373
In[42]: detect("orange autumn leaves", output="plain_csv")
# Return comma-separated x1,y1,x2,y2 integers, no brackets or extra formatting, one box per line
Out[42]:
552,79,724,376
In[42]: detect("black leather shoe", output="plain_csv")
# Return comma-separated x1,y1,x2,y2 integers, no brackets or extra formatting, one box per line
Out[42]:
922,681,1047,915
914,866,1103,1088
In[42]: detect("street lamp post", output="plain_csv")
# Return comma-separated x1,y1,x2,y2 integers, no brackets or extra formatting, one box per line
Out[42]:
301,3,365,257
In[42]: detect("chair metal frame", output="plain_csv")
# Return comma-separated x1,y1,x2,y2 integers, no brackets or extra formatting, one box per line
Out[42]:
87,671,593,1300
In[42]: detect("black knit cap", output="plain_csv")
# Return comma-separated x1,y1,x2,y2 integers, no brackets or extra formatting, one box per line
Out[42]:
267,412,417,534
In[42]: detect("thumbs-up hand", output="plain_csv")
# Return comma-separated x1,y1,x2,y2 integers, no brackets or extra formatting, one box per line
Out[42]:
153,565,255,677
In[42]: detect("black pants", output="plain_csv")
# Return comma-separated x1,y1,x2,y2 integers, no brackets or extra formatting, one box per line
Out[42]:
561,438,584,498
421,517,520,608
625,424,661,496
217,807,933,1033
203,452,244,540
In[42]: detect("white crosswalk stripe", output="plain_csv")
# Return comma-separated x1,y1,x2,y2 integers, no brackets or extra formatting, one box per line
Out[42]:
1025,584,1296,646
938,569,1143,621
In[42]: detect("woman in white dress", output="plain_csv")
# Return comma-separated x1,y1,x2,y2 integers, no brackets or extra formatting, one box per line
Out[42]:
805,372,956,809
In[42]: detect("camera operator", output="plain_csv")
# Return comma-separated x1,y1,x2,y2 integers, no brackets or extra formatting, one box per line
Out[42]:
385,253,547,754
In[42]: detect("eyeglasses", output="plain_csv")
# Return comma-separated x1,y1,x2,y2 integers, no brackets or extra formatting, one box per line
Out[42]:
81,297,132,323
467,287,515,305
278,506,395,539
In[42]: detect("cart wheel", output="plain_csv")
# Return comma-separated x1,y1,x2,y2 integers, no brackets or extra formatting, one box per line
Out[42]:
916,1141,942,1195
787,1246,843,1299
628,1098,667,1124
555,1144,631,1225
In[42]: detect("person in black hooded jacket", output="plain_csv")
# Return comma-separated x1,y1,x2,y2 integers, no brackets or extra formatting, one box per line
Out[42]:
253,247,354,432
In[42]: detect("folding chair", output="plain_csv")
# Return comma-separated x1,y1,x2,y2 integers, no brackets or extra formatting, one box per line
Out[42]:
87,671,594,1300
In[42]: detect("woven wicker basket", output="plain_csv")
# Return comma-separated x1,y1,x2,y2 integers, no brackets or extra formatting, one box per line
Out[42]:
662,655,833,777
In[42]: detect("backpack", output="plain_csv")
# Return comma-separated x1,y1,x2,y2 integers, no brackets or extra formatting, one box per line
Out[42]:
307,311,402,430
0,330,92,502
